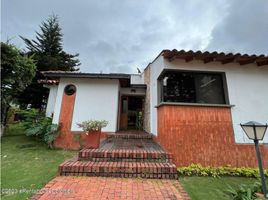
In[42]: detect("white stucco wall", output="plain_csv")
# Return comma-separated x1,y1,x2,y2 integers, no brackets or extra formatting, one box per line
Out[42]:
148,57,165,135
149,56,268,143
130,74,144,84
52,78,120,132
45,85,58,117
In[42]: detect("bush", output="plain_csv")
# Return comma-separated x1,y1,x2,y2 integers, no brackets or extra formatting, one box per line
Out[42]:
6,106,20,123
20,109,59,148
77,120,108,133
19,108,43,129
225,182,264,200
177,164,268,178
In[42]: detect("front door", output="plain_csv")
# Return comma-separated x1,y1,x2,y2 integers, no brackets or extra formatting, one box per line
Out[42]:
119,96,144,130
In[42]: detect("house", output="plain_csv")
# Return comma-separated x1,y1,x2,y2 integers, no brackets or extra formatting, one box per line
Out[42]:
42,49,268,167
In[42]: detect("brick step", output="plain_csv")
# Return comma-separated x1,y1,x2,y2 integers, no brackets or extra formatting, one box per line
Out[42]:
78,149,172,162
59,159,178,179
106,133,153,139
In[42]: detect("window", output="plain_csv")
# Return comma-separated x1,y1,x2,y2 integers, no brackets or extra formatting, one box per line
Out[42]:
159,70,227,104
64,84,76,96
122,97,128,113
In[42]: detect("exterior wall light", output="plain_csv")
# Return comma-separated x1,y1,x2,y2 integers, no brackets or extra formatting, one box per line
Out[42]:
240,121,267,198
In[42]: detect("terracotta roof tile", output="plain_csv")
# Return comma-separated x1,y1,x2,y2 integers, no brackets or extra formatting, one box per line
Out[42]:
162,49,268,66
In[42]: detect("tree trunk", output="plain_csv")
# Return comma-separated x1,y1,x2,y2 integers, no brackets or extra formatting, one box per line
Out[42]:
0,125,4,137
1,105,10,137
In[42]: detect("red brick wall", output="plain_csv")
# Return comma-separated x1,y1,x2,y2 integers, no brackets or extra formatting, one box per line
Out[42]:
157,105,268,168
54,92,108,150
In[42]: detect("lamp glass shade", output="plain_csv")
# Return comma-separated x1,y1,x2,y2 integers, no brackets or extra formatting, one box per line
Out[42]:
241,121,267,141
241,125,255,140
255,126,267,140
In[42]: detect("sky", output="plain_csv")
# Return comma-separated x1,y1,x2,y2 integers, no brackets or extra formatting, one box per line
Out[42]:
2,0,268,73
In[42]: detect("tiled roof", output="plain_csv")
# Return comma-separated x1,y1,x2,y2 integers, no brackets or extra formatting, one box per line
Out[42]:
162,49,268,66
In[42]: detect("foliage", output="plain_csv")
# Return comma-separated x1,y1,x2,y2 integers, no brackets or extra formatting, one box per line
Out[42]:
225,182,264,200
6,106,20,123
1,42,36,126
20,109,59,148
180,176,262,200
20,15,80,71
77,120,108,133
177,164,268,178
4,122,26,136
18,14,80,108
19,108,41,127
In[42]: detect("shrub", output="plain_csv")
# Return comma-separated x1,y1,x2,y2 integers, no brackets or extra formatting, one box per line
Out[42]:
77,120,108,133
19,108,43,129
20,109,59,148
6,106,20,123
225,182,264,200
177,164,268,178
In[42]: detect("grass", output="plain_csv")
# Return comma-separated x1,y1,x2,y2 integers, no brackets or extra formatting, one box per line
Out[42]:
1,123,76,200
179,176,265,200
1,123,266,200
3,122,26,136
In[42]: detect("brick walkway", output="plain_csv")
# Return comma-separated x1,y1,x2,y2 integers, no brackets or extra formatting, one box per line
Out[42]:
58,133,178,179
32,132,190,199
99,137,164,151
32,176,190,200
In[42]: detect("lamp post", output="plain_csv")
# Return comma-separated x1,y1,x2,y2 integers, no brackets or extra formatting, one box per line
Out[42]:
240,121,267,198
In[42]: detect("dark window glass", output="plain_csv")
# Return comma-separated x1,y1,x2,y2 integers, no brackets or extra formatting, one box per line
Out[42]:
195,74,225,104
64,84,76,96
160,71,226,104
122,97,128,113
163,72,195,103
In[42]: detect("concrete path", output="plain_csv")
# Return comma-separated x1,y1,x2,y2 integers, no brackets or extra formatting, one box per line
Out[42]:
32,176,190,200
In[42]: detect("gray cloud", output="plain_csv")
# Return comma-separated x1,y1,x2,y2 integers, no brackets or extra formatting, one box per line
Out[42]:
206,0,268,55
2,0,267,73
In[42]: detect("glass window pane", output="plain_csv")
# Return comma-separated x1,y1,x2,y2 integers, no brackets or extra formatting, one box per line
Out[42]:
122,98,128,113
160,71,227,104
163,72,196,103
195,74,225,104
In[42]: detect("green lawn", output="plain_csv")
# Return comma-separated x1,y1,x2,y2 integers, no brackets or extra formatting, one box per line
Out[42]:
1,124,265,200
1,124,76,200
3,122,26,136
179,176,263,200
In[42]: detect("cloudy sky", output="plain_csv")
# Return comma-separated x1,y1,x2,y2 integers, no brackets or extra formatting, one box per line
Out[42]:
2,0,268,73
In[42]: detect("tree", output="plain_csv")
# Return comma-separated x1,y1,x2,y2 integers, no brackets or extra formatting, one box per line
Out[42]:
18,15,80,108
1,42,36,127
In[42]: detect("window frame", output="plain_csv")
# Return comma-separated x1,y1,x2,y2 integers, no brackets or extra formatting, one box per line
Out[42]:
157,69,230,105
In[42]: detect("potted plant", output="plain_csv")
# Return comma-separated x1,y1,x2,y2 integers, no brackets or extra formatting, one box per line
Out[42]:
77,120,108,148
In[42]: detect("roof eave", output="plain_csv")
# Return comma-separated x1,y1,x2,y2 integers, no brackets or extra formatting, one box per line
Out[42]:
41,72,131,79
161,49,268,66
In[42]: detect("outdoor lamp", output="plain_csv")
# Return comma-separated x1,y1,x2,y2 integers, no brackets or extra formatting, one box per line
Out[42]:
240,121,268,198
241,121,267,141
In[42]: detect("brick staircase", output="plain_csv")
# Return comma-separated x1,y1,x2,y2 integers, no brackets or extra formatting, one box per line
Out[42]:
58,133,178,179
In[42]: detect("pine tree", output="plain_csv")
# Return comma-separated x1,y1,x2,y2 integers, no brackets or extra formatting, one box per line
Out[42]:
18,15,80,108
